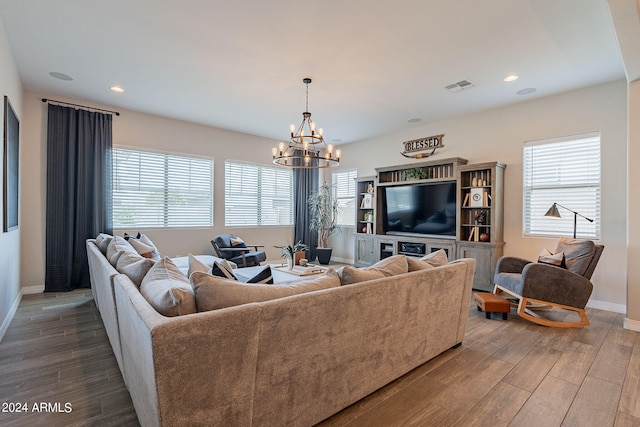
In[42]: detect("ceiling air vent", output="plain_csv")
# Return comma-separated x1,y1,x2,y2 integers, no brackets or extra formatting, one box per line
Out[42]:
445,80,476,93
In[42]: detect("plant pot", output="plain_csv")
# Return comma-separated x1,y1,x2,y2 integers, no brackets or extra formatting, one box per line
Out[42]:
294,251,305,266
316,248,332,265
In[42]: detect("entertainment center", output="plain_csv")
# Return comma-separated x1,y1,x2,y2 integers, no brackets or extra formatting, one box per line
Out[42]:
354,157,505,291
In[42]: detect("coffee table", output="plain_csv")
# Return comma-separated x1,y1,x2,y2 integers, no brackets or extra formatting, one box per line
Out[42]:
233,263,328,284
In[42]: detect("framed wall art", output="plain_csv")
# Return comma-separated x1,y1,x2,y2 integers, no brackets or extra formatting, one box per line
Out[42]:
3,95,19,232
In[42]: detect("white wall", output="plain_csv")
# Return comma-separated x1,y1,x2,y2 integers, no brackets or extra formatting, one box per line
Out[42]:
0,18,23,340
19,91,294,290
334,80,629,311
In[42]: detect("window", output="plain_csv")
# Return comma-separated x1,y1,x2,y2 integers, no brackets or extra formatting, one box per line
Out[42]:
333,169,357,226
224,161,293,226
523,132,601,238
112,148,214,228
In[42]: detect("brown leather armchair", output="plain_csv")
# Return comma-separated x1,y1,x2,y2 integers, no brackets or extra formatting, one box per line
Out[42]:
493,238,604,328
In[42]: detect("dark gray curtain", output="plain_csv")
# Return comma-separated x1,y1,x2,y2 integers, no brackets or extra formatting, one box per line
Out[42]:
45,105,113,292
294,166,319,262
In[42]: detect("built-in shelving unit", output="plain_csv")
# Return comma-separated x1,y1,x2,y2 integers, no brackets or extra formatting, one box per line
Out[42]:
457,162,506,290
353,157,506,291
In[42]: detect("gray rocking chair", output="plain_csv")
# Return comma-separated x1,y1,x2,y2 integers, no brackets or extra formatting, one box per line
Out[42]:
493,238,604,328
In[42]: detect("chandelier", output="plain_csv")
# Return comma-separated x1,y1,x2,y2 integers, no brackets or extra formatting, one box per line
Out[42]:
272,78,341,168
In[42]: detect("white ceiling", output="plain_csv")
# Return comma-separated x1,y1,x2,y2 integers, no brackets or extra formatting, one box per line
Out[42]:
0,0,628,144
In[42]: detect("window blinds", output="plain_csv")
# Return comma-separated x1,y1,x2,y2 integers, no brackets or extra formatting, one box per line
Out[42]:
224,161,293,226
112,148,214,228
333,169,357,226
523,132,601,238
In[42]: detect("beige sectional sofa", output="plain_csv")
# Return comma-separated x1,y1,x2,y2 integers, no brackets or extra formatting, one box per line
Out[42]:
86,237,475,427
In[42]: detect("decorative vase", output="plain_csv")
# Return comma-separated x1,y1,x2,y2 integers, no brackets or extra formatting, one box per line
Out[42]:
286,257,294,270
294,251,305,266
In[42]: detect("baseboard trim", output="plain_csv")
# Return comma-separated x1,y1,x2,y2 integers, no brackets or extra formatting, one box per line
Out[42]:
623,318,640,332
0,291,22,343
22,285,45,295
586,299,626,314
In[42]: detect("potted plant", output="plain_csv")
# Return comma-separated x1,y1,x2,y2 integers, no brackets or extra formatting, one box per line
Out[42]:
274,241,308,269
308,182,341,265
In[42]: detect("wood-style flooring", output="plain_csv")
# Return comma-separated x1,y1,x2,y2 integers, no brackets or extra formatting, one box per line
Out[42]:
1,289,639,426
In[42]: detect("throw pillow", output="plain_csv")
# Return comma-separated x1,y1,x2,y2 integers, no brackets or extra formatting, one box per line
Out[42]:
125,233,161,261
419,249,448,267
245,265,273,284
187,253,211,277
537,248,567,269
191,268,340,311
116,254,156,287
211,259,237,280
339,255,407,286
230,236,246,247
106,236,136,266
555,238,596,276
95,233,113,254
139,257,196,317
406,256,435,272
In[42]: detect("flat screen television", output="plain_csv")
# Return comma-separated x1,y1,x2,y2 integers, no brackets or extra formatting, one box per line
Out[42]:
382,181,457,238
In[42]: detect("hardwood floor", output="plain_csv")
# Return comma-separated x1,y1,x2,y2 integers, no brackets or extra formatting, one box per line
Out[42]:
1,290,639,427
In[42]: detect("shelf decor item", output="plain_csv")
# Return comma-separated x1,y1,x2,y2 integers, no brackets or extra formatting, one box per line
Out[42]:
274,241,308,270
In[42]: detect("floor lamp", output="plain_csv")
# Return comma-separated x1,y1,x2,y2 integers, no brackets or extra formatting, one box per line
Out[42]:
544,203,593,239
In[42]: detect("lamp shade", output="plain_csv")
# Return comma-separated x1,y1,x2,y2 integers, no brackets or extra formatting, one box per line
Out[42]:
544,203,561,218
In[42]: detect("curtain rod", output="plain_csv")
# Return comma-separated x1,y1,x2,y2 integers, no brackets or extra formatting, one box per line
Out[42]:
41,98,120,116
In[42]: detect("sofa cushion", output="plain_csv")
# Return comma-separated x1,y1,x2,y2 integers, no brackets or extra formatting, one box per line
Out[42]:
139,257,196,317
191,268,340,311
339,255,408,285
95,233,113,254
555,238,596,276
116,252,156,287
106,236,136,266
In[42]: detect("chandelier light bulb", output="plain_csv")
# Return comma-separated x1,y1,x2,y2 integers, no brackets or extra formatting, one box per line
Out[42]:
272,147,277,157
336,149,341,160
327,144,333,153
319,128,324,136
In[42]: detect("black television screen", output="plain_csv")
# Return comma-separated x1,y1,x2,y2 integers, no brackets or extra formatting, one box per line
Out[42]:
383,181,457,238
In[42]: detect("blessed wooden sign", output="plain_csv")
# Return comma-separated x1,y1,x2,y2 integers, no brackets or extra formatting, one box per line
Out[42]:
401,134,444,159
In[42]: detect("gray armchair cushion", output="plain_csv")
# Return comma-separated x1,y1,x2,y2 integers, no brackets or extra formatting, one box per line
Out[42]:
555,238,595,276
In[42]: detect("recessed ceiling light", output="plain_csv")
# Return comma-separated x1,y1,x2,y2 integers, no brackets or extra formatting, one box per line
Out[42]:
49,71,73,81
517,88,536,95
332,139,342,143
408,118,422,123
110,85,124,93
504,74,519,82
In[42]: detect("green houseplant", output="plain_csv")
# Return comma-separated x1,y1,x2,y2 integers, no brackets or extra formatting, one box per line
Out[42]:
274,241,308,269
308,182,341,264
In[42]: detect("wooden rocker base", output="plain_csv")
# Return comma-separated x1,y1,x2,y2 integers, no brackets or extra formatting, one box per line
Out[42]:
493,285,589,328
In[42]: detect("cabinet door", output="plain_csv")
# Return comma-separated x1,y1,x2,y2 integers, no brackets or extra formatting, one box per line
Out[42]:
354,236,374,266
457,244,495,292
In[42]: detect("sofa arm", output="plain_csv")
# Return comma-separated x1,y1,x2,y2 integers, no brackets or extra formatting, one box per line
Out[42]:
520,263,593,308
495,256,531,274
